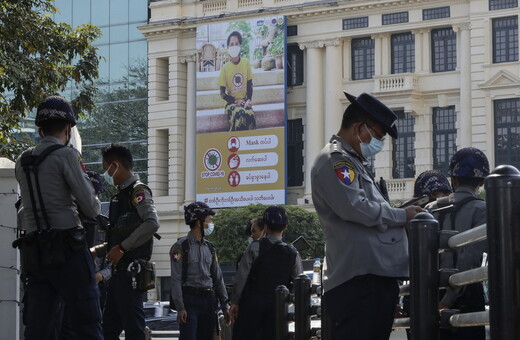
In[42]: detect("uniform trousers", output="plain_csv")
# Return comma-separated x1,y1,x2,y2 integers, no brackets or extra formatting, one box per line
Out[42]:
23,246,103,340
103,269,146,340
232,293,275,340
323,274,399,340
179,292,217,340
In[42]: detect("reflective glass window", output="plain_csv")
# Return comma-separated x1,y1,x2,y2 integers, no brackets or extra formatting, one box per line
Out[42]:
92,0,109,27
54,0,72,23
73,0,91,26
94,27,110,46
382,12,408,25
129,0,149,22
432,27,456,72
129,23,145,41
392,32,415,74
490,0,518,10
110,0,129,25
352,37,375,80
129,41,147,80
433,106,457,175
111,24,129,44
495,98,520,169
493,16,519,63
97,45,110,84
110,43,129,83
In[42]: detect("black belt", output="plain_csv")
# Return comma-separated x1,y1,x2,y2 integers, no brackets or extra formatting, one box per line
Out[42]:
183,286,215,298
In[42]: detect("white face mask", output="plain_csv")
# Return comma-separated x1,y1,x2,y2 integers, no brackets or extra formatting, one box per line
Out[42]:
102,163,118,186
228,46,241,58
357,124,385,158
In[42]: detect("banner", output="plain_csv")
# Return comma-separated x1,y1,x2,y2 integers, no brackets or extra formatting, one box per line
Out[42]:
196,17,287,208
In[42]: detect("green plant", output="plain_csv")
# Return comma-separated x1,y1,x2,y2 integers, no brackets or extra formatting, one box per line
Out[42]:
268,31,285,57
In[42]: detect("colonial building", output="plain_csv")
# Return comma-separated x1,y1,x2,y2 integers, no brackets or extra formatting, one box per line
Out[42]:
140,0,519,299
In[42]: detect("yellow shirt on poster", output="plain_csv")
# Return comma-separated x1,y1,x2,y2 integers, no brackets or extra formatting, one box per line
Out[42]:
218,58,253,101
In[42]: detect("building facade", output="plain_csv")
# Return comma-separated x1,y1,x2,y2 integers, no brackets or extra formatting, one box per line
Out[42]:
141,0,519,300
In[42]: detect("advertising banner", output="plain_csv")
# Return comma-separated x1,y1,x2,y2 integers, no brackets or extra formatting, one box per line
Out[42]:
196,16,287,208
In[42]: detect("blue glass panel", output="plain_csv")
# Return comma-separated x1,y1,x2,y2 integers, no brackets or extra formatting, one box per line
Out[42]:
97,45,110,84
129,0,148,22
94,27,110,46
129,41,147,80
54,0,72,24
73,0,91,26
111,24,129,44
110,43,129,83
129,23,145,41
110,0,129,25
92,0,109,26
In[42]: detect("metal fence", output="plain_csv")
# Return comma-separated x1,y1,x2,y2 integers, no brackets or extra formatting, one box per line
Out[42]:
275,165,520,340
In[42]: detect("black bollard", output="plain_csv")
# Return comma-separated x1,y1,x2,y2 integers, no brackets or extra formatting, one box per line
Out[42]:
275,285,290,340
485,165,520,340
409,212,440,340
294,274,311,340
320,295,334,340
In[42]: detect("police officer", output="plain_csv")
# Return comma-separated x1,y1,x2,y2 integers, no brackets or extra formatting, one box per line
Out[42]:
230,205,303,340
311,92,423,340
92,143,160,340
170,202,230,340
15,95,103,339
427,147,489,340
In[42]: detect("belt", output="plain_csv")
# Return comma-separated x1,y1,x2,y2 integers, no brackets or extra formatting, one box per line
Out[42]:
183,286,215,298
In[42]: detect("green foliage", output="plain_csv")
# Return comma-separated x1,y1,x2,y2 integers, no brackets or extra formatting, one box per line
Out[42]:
0,0,101,159
207,204,324,265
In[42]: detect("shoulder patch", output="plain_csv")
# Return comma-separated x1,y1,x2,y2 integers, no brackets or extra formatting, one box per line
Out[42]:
334,161,356,185
133,188,146,205
171,249,182,262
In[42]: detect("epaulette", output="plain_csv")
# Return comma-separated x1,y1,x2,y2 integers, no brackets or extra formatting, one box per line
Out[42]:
329,140,342,154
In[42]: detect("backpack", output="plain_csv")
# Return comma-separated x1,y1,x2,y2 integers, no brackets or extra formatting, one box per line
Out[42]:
169,238,216,310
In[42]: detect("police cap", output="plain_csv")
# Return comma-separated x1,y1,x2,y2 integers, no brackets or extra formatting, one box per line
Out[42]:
449,147,490,178
184,201,215,225
344,92,398,139
413,170,451,197
35,96,76,127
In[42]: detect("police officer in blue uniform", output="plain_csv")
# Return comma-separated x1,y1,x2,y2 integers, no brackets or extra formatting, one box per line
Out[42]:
427,147,489,340
170,202,230,340
92,143,160,340
311,92,423,340
15,96,103,339
230,205,303,340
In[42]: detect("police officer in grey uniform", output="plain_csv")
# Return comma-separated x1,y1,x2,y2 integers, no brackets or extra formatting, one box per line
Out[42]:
230,205,303,340
311,92,423,340
427,147,489,340
15,96,103,339
170,202,230,340
92,143,160,340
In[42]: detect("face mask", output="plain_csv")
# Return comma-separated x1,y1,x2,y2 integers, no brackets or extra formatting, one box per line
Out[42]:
228,46,241,58
357,124,385,158
102,163,118,186
204,222,215,236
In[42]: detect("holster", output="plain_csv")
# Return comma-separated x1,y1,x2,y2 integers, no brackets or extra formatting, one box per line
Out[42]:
137,259,156,292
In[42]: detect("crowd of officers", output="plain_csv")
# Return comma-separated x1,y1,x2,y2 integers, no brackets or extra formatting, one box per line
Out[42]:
14,94,491,340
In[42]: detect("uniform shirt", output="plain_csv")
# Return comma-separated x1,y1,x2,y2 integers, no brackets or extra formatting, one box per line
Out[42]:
15,136,100,232
217,58,253,100
230,234,303,305
170,231,228,311
311,135,408,292
93,174,160,257
117,175,160,252
427,187,486,307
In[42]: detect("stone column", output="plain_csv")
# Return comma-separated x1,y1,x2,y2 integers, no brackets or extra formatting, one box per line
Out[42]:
372,34,383,76
381,34,391,75
454,23,472,148
324,38,344,141
343,37,352,80
422,29,432,74
300,41,324,202
179,54,197,204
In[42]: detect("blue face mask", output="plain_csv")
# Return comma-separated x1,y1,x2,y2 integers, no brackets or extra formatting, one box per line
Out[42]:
205,223,215,236
358,124,385,158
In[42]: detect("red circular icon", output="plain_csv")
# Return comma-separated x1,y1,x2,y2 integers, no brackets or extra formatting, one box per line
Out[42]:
228,154,240,169
228,136,240,152
228,171,240,187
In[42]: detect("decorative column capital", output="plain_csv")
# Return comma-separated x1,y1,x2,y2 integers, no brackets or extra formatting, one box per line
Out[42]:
178,54,197,64
412,28,431,35
323,38,343,47
298,40,325,50
452,22,471,33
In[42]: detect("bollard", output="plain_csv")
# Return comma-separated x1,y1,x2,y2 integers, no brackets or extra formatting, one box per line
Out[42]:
409,212,440,340
320,295,334,340
485,165,520,340
275,285,290,340
294,274,311,340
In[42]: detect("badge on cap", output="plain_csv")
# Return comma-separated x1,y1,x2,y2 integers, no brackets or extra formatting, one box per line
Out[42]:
333,161,356,185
